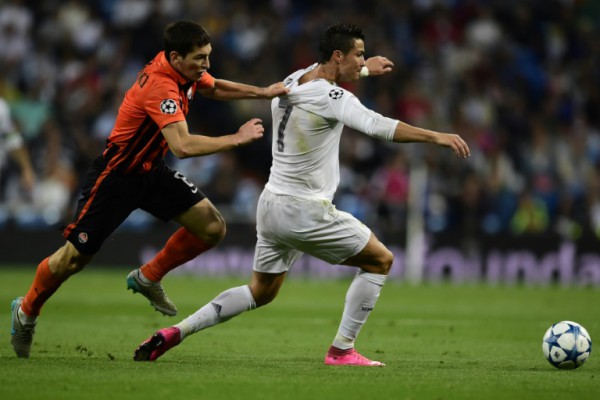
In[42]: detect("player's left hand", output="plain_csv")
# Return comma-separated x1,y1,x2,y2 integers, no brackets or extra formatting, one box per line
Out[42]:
264,82,290,98
435,133,471,159
365,56,394,76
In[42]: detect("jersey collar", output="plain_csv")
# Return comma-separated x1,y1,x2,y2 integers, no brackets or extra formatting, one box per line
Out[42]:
158,51,190,85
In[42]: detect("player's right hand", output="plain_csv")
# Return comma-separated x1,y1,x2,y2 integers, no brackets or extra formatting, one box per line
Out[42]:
365,56,394,76
235,118,264,146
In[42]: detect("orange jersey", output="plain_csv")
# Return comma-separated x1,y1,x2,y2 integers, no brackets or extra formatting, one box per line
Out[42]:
103,51,215,173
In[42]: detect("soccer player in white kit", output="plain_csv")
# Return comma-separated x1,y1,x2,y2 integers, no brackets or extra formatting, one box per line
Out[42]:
134,24,470,366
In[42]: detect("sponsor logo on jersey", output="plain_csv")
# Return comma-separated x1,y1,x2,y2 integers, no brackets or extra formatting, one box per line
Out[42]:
160,99,177,114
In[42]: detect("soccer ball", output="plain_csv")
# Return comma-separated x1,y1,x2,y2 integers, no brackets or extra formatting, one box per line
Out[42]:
542,320,592,369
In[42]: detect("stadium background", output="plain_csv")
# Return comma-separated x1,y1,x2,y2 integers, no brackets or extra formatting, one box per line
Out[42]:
1,0,600,285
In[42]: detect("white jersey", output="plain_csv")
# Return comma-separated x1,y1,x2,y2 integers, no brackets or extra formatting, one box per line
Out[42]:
266,63,398,200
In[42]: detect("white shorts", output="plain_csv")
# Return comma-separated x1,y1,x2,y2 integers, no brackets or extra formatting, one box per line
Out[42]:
253,188,372,273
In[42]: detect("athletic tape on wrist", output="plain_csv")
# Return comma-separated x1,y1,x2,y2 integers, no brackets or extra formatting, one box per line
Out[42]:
360,66,369,78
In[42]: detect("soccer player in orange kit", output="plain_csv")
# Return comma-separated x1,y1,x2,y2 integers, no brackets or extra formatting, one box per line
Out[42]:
10,20,288,358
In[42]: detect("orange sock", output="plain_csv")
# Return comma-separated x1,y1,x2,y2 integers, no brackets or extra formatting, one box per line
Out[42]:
140,228,213,282
21,257,64,316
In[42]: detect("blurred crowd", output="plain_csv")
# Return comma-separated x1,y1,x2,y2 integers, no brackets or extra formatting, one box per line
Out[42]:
1,0,600,243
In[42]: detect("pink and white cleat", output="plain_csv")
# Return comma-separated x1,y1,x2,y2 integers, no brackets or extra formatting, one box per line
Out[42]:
324,346,385,366
133,327,181,361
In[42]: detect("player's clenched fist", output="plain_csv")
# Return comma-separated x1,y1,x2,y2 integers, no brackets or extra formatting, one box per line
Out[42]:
235,118,265,145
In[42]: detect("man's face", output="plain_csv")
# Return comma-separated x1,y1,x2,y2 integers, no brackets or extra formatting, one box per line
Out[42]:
171,43,212,82
337,39,366,82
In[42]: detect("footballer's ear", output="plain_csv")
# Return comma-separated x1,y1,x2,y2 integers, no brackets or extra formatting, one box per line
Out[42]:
333,50,343,63
168,51,183,65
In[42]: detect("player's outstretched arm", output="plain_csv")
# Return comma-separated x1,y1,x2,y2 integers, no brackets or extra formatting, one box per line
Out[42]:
162,119,264,158
198,80,289,100
364,56,394,76
392,120,470,158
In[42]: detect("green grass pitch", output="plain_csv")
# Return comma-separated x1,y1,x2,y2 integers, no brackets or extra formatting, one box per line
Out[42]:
1,266,598,400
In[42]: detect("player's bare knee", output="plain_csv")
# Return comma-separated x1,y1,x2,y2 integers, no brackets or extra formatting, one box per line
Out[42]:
51,246,91,278
198,211,226,245
204,218,226,244
63,252,91,275
368,248,393,275
380,247,394,274
63,260,86,275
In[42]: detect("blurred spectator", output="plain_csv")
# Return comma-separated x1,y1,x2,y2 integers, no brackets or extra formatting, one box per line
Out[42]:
1,1,600,240
588,168,600,239
472,130,522,233
510,190,550,235
369,150,410,236
28,118,78,227
0,0,32,72
0,96,35,216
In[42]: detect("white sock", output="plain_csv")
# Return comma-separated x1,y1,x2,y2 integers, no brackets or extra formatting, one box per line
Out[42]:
175,285,256,340
18,307,37,325
332,270,387,350
137,269,154,284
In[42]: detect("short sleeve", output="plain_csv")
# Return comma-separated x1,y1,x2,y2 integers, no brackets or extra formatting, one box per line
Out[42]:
196,71,215,90
143,81,185,129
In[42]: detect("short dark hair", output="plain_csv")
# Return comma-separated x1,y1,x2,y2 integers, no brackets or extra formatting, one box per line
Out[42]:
318,24,365,64
163,21,211,57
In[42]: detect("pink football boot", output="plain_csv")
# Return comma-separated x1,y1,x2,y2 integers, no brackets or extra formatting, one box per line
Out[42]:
324,346,385,366
133,327,181,361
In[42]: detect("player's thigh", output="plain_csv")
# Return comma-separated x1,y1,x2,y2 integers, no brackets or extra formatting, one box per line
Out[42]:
64,160,140,255
48,241,94,277
141,165,222,240
253,233,303,274
257,190,371,265
294,207,372,266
